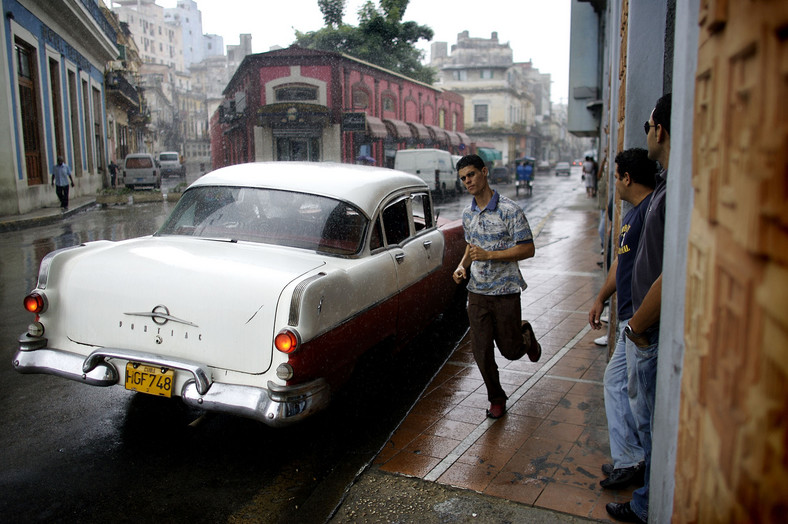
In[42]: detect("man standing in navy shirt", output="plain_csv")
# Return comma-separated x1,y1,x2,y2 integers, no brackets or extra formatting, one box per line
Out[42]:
453,154,540,419
607,93,672,524
589,148,657,491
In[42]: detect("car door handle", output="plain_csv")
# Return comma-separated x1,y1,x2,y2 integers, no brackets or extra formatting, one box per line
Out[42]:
395,253,405,263
423,240,432,249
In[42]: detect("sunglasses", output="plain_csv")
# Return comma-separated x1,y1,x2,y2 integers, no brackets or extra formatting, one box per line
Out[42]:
644,121,657,135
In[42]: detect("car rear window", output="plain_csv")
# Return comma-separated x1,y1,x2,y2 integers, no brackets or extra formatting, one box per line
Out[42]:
157,186,369,256
126,157,153,168
159,154,179,162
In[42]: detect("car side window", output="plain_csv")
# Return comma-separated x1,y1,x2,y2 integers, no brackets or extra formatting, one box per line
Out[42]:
369,217,384,251
382,197,410,246
411,193,433,232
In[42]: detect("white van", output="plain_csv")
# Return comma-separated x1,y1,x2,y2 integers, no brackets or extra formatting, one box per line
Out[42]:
123,153,160,189
394,149,458,196
157,151,184,177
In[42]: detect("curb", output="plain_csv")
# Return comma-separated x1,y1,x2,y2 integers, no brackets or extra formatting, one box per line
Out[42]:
0,200,97,233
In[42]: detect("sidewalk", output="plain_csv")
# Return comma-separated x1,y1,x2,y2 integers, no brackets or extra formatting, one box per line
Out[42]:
331,192,622,523
0,196,97,233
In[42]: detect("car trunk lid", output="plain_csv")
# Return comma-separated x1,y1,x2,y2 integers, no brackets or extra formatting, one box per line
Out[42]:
60,237,324,374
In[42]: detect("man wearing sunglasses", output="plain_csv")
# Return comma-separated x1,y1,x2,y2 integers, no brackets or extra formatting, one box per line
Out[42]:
607,93,672,524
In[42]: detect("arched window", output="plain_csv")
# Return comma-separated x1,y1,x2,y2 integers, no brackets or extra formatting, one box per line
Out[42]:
352,88,369,109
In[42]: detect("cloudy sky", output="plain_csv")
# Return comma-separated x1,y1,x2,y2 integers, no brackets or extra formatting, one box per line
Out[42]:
153,0,572,103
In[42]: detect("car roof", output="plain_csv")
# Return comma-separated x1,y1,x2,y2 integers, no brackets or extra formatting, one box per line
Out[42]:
191,162,428,216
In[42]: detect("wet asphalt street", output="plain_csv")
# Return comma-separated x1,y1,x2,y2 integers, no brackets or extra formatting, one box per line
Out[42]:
0,168,585,523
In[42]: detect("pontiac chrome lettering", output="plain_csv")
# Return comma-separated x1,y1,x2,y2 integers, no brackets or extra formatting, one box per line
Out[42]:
124,305,198,327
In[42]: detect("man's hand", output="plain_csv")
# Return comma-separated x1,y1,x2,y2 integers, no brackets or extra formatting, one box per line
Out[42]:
588,298,605,330
468,244,490,261
452,265,467,284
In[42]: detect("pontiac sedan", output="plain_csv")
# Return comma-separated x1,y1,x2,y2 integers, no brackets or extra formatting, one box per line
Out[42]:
14,162,466,427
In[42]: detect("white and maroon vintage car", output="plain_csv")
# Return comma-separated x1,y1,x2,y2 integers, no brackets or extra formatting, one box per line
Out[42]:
14,162,466,427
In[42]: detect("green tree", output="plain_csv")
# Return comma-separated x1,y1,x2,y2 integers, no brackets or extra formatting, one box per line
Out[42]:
318,0,345,28
295,0,435,84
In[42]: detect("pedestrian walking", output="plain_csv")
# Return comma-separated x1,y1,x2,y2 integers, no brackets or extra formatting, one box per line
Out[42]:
583,155,597,197
452,154,541,419
51,156,75,210
588,148,657,491
108,159,118,188
606,93,672,524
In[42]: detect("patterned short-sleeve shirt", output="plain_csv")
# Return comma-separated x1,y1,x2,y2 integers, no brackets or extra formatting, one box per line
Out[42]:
462,191,533,295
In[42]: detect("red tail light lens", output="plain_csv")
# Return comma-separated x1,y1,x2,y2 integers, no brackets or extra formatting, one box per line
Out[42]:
23,292,47,314
275,329,300,354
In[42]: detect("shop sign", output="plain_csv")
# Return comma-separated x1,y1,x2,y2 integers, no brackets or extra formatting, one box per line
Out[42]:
342,112,366,132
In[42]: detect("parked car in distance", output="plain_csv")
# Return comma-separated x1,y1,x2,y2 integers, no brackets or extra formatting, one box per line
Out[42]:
554,161,571,176
537,160,550,172
157,151,184,177
394,148,457,197
122,153,160,189
489,166,511,184
14,162,467,427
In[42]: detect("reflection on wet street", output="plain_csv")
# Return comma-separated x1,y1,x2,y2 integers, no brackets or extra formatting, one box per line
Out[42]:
0,169,584,523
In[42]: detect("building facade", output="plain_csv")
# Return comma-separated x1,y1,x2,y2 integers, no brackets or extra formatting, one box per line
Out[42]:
569,0,788,521
103,3,148,166
430,31,551,166
0,0,117,215
113,0,182,71
162,0,201,67
211,46,469,170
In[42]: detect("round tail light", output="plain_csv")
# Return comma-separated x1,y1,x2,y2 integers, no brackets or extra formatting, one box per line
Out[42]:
23,292,47,314
274,329,300,354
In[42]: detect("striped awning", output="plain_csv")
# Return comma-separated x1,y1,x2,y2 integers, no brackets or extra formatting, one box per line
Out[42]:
365,115,387,139
425,124,449,143
382,118,412,139
407,122,430,140
445,131,461,146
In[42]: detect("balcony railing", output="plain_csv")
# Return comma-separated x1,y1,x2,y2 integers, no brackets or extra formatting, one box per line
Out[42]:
106,71,140,109
80,0,117,43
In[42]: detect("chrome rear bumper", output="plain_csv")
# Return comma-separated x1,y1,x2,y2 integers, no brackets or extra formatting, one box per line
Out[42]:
14,335,331,427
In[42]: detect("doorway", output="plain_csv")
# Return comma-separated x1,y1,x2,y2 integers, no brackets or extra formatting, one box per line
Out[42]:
276,137,320,161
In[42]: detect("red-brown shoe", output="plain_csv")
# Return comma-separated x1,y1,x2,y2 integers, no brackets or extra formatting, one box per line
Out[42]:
486,402,506,419
522,321,542,362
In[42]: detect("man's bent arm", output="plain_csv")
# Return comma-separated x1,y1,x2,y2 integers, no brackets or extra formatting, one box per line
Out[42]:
628,273,662,333
469,241,534,263
589,257,618,329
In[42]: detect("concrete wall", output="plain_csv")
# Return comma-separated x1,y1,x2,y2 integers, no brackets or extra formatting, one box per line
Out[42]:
567,0,600,136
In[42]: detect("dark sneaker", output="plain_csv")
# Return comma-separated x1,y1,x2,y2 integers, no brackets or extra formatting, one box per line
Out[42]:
521,321,541,362
601,462,614,476
605,501,646,523
600,462,646,490
486,402,506,419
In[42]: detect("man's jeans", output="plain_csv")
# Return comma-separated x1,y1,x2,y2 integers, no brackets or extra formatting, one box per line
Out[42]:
628,332,659,522
603,319,644,469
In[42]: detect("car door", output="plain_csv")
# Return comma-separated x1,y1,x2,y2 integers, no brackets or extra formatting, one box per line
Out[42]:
380,191,444,342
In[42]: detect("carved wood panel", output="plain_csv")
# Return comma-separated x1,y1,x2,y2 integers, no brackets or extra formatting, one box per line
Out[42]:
674,1,788,521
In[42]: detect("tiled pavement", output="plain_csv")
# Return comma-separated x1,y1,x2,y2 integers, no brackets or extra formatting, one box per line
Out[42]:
371,196,632,522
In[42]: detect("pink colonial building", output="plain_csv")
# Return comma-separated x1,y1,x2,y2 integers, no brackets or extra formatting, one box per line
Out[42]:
210,46,469,169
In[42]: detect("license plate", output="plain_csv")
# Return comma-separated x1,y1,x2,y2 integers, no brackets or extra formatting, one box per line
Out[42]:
136,177,144,182
125,362,174,397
